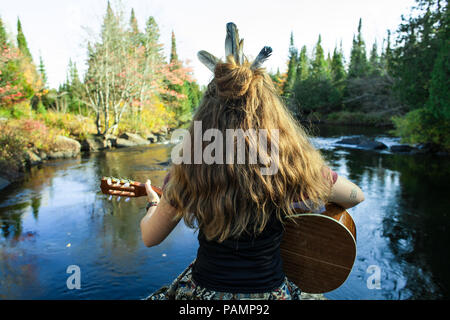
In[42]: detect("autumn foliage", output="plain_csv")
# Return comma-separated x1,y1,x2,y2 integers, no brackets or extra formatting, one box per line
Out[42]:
0,2,203,179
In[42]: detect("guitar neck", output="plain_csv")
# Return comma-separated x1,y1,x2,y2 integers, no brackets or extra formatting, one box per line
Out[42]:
127,182,163,197
100,177,163,198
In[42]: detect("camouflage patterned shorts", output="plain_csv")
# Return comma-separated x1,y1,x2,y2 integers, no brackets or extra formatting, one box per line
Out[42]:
145,261,302,300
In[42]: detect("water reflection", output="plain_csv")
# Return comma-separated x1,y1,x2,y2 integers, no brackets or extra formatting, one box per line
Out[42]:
319,145,450,300
0,128,449,299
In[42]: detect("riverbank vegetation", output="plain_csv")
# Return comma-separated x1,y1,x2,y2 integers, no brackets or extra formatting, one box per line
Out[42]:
0,0,448,181
0,2,201,178
275,0,448,150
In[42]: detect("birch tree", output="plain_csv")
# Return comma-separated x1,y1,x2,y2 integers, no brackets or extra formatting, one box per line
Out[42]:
84,2,198,135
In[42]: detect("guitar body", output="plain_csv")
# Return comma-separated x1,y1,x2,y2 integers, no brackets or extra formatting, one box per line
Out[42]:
100,177,357,294
280,204,356,293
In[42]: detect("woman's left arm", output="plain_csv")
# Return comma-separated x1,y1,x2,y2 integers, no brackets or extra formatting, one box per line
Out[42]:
140,181,180,247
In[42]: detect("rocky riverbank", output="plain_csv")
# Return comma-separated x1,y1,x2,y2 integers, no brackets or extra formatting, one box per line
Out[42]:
80,131,169,152
0,130,171,191
336,136,449,156
0,134,83,190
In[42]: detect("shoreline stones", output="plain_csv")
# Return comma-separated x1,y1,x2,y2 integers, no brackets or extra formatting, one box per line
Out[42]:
336,136,388,150
80,130,170,152
24,135,81,164
47,135,81,159
335,137,448,155
0,135,82,190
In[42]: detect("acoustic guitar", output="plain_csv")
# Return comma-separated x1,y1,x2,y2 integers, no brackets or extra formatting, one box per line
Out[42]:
100,177,356,294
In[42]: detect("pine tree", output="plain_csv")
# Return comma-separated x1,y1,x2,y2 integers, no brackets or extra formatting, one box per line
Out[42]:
129,8,143,46
369,40,381,76
38,55,48,87
326,51,332,76
101,1,118,42
17,18,32,59
296,45,309,81
69,59,82,87
130,8,139,34
381,30,393,74
0,17,8,47
165,29,196,122
310,34,328,78
106,1,114,20
144,16,164,63
185,81,201,111
348,18,369,78
330,43,346,83
391,0,446,111
282,32,298,97
170,30,179,64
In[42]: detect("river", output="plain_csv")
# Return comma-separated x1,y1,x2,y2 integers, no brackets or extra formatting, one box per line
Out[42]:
0,124,449,300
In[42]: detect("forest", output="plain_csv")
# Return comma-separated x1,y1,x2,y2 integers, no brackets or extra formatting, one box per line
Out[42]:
0,0,448,180
272,0,448,152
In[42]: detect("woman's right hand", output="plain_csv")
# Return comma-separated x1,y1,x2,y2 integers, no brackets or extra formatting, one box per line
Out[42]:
145,179,160,204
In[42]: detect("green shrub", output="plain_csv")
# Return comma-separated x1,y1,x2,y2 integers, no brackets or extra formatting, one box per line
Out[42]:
392,108,450,151
0,108,12,119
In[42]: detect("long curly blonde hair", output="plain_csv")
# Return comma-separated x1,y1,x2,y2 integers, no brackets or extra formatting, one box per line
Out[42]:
164,56,332,242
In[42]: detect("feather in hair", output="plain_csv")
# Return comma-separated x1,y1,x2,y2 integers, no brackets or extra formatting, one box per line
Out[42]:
237,39,245,65
197,50,220,72
225,22,240,64
250,46,273,70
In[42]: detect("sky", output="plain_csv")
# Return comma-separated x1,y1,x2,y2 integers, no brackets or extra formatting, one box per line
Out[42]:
0,0,417,88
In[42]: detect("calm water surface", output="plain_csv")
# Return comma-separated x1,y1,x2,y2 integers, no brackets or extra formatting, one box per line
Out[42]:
0,125,449,299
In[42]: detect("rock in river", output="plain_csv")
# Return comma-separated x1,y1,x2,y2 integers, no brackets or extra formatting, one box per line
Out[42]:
116,132,150,148
47,135,81,159
81,135,112,152
337,136,388,150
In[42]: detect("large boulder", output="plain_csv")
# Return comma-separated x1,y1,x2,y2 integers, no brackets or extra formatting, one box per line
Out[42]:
47,135,81,159
81,135,111,152
337,137,364,145
115,138,138,148
337,136,388,150
116,132,149,148
358,140,388,150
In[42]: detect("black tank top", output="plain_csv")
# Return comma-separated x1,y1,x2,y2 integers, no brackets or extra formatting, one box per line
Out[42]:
192,213,285,293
